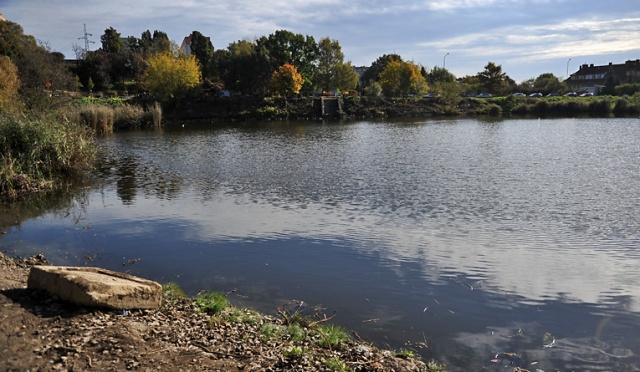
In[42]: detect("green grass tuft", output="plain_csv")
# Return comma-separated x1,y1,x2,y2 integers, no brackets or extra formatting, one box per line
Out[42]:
194,291,231,315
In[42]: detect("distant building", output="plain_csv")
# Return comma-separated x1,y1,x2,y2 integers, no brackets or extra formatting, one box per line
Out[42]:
566,59,640,94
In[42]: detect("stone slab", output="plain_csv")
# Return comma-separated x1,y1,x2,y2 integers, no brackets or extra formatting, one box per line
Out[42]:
27,266,162,310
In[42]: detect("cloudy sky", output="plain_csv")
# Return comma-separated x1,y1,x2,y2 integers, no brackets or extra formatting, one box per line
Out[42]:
2,0,639,82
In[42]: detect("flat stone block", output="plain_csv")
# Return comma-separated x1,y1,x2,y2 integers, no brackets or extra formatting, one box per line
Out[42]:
27,266,162,310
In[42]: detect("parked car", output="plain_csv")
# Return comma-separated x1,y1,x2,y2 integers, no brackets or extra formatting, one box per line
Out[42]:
512,92,526,97
529,92,543,97
579,92,593,97
564,92,578,97
423,93,439,98
476,93,492,98
546,93,559,97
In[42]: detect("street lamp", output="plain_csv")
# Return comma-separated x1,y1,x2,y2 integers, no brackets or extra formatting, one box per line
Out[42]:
443,52,449,69
566,58,572,78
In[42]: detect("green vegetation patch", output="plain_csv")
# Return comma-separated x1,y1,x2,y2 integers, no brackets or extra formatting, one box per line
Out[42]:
194,291,231,315
0,115,95,198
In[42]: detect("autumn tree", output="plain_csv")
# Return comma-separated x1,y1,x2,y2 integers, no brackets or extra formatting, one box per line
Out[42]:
269,63,303,97
360,54,403,87
379,60,428,98
143,51,202,103
0,21,76,109
0,56,21,113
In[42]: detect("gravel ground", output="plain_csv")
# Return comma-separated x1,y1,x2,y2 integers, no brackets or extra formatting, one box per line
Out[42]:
0,252,432,371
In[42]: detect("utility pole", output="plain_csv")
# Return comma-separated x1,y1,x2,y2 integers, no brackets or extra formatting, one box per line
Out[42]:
78,24,95,54
443,52,449,69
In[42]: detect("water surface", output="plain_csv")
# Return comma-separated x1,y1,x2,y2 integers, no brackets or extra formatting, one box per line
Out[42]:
3,117,640,370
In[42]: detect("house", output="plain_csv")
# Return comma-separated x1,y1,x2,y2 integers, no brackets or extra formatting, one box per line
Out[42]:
565,59,640,94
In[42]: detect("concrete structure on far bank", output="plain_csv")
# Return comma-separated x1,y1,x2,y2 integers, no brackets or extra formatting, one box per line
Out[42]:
566,59,640,94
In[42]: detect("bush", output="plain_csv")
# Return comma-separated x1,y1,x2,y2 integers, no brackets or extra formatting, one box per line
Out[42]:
0,116,95,197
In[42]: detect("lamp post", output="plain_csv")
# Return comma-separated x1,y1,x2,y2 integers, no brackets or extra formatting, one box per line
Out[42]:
566,58,572,78
443,52,449,69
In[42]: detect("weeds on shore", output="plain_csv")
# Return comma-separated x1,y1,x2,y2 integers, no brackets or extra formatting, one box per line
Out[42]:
162,284,447,371
0,115,96,198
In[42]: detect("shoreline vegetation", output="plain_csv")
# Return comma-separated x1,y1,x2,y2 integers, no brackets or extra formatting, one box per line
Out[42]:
0,252,443,371
1,92,639,199
162,93,640,122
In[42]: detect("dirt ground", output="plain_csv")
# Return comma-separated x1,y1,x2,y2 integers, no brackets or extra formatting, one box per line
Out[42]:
0,252,430,371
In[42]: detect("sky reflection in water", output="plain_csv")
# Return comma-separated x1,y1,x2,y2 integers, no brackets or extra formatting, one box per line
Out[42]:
3,118,640,370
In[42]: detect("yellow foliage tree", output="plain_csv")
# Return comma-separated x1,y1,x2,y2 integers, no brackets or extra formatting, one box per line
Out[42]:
269,63,303,97
0,56,21,113
143,51,202,103
380,60,428,98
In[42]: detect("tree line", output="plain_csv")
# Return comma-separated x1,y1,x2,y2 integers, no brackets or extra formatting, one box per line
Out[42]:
2,19,638,113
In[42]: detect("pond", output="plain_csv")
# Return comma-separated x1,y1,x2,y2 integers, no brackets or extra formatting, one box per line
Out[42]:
2,117,640,370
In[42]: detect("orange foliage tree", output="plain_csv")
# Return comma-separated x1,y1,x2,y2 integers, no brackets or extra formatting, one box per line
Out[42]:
269,63,303,97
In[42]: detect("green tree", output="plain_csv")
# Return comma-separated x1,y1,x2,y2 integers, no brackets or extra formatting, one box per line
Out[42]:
360,54,403,87
315,37,359,92
363,80,383,98
188,31,215,79
269,63,303,96
139,30,171,55
533,73,565,94
100,27,123,54
477,61,509,95
223,39,270,95
256,30,317,92
427,66,456,86
434,80,462,107
143,51,202,103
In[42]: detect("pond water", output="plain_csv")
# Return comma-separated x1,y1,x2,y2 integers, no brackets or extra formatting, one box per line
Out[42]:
2,117,640,370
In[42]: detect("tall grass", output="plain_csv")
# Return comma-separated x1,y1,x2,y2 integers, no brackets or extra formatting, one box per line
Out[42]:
56,101,163,134
0,115,96,198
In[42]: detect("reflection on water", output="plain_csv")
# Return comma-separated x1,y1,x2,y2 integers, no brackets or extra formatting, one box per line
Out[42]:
2,118,640,370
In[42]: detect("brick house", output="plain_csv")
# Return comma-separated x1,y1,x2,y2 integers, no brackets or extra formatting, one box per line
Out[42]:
565,59,640,94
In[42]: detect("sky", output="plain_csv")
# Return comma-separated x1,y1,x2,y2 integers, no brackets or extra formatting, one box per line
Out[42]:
2,0,640,83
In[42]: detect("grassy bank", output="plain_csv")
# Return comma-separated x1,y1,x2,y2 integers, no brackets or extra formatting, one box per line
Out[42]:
0,115,95,198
